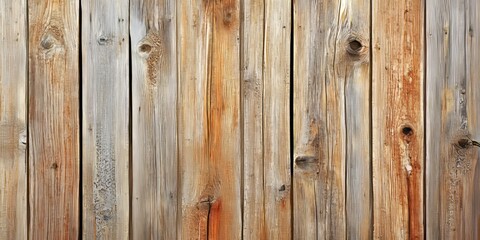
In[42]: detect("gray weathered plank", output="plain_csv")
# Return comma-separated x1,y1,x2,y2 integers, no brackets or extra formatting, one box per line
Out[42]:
28,0,80,238
178,0,242,238
242,0,291,238
0,0,27,239
81,0,129,238
426,0,480,238
372,0,424,238
130,0,178,239
293,0,371,238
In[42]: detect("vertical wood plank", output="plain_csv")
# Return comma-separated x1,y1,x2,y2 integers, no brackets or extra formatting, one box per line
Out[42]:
130,0,177,239
372,0,424,238
81,0,129,238
178,0,242,238
28,0,80,238
426,0,480,238
293,0,371,238
242,0,291,238
0,0,27,239
241,0,265,238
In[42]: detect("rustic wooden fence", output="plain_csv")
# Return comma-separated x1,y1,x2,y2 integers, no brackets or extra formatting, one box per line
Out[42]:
1,0,479,239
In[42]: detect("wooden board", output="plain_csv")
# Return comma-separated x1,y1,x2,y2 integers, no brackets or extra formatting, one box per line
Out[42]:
81,0,129,239
28,0,80,238
130,0,178,239
426,0,480,238
178,0,242,238
372,0,424,238
293,0,371,238
242,0,291,238
0,0,27,239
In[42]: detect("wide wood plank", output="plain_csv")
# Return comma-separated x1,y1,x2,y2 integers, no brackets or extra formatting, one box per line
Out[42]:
372,0,424,238
81,0,129,238
178,0,242,239
0,0,27,239
130,0,178,239
242,0,291,238
28,0,80,238
426,0,480,238
293,0,371,238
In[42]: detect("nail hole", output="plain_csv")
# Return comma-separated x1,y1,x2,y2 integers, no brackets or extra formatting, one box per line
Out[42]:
279,185,286,192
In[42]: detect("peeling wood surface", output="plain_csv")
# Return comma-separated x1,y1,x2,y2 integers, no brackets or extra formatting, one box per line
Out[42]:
0,0,27,239
242,0,291,239
28,0,80,238
426,0,480,238
372,0,424,238
293,0,371,238
178,0,242,239
81,0,129,239
130,0,178,239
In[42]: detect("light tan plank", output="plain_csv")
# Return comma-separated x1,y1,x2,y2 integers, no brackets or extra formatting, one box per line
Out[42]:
28,0,80,238
178,0,242,239
372,0,424,238
130,0,177,239
81,0,129,238
0,0,27,239
426,0,480,238
241,0,265,238
293,0,371,238
242,0,291,238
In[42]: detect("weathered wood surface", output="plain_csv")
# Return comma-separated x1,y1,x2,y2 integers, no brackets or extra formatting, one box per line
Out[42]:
130,0,178,239
426,0,480,238
81,0,129,239
241,0,265,238
28,0,80,238
372,0,424,238
178,0,242,239
242,0,291,239
0,0,27,239
293,0,371,238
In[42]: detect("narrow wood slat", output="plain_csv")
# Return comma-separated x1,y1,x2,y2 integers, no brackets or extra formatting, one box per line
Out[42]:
178,0,242,238
81,0,129,238
130,0,178,239
293,0,371,238
372,0,424,238
242,0,291,238
426,0,480,238
0,0,27,239
28,0,80,238
241,0,265,238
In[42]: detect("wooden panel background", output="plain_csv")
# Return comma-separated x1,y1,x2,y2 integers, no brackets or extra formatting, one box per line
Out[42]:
0,0,479,239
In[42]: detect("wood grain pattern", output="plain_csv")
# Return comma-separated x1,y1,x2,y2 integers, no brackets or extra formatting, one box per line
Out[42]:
28,0,80,238
241,0,265,238
372,0,424,238
293,0,371,238
242,0,291,238
81,0,129,239
130,0,177,239
426,0,480,238
178,0,242,239
0,0,27,239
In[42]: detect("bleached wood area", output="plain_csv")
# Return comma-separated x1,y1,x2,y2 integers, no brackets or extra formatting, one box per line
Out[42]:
0,0,479,239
